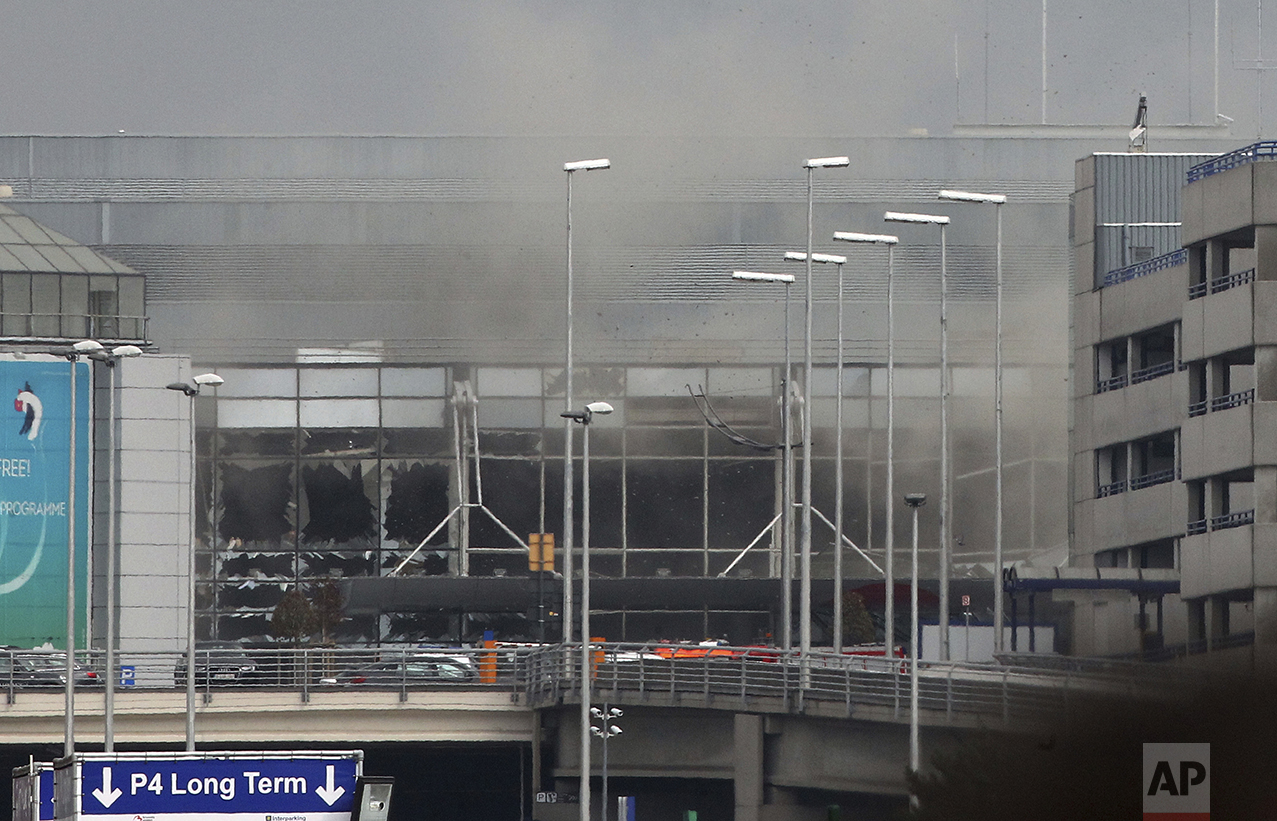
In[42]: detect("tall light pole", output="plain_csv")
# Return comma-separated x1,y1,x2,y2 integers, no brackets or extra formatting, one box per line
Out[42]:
561,400,613,821
62,338,102,756
938,189,1008,653
87,343,143,752
833,232,899,655
783,251,848,652
903,492,927,808
885,211,952,661
563,158,610,644
800,156,849,668
732,271,796,650
166,371,224,752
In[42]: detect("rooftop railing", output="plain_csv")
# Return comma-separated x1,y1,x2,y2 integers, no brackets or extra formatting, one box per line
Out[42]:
1187,142,1277,182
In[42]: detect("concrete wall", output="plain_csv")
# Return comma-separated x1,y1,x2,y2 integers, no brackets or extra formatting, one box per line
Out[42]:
91,354,190,659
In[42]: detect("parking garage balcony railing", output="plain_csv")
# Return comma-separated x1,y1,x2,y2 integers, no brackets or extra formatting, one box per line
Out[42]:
1096,373,1128,394
1188,509,1255,536
1101,249,1187,289
1130,360,1175,385
1189,267,1255,300
1211,388,1255,411
1187,142,1277,182
1129,468,1177,491
1097,479,1128,498
1210,509,1255,531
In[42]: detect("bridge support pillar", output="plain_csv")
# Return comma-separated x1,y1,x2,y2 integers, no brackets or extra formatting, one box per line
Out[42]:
733,713,763,821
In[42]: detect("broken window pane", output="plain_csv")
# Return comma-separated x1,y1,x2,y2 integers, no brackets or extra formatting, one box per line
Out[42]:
300,462,377,545
219,463,295,545
382,461,451,547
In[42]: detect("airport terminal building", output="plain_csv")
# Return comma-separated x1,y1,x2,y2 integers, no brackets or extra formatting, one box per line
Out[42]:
0,130,1239,653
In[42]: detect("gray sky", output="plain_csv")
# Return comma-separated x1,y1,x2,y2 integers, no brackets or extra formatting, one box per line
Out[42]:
2,1,1265,138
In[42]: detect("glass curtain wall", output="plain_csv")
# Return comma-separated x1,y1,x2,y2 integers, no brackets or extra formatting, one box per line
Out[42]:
194,362,1059,645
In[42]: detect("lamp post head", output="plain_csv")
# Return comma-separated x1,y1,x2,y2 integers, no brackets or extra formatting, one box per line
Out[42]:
938,189,1006,204
885,212,950,226
561,400,613,425
564,158,611,172
804,156,850,169
193,373,225,387
903,493,927,508
783,251,846,265
166,382,197,397
732,271,794,285
833,231,899,245
89,344,144,364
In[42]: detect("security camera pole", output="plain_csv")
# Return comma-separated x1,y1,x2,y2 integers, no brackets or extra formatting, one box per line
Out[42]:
561,400,613,821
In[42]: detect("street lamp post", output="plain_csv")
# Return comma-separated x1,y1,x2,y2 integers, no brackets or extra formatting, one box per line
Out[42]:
561,400,613,821
833,232,899,656
87,343,143,752
590,705,623,821
938,189,1008,653
800,157,849,670
903,491,927,807
783,251,849,652
732,271,796,650
885,211,952,661
62,338,104,756
166,371,225,752
563,159,610,645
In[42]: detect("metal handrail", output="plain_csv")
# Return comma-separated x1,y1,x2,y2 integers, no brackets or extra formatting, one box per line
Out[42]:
1097,479,1127,498
1101,249,1188,288
1187,518,1209,536
1096,374,1128,394
1188,399,1209,418
1129,468,1176,491
1210,509,1255,531
1211,388,1255,411
1211,267,1256,294
0,311,149,342
1130,360,1175,385
1190,268,1255,300
1187,142,1277,182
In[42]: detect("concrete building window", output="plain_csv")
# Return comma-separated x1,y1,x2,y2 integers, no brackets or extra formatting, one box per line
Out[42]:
1189,235,1257,299
1188,470,1255,534
1095,339,1129,392
1187,349,1254,416
1097,431,1177,496
1130,324,1176,384
0,271,145,340
1131,432,1177,489
1096,324,1177,392
1096,444,1128,497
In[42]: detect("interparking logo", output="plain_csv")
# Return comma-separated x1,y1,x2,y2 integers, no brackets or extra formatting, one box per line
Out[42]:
1143,743,1209,819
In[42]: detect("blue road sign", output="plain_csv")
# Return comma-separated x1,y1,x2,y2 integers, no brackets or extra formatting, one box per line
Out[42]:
70,752,360,820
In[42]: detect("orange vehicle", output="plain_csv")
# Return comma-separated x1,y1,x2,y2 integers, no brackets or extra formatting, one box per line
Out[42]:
649,640,741,660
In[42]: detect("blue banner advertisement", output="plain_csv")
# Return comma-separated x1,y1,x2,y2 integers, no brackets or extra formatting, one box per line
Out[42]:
0,358,91,649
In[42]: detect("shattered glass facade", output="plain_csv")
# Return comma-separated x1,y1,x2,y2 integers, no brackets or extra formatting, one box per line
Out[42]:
195,359,1064,644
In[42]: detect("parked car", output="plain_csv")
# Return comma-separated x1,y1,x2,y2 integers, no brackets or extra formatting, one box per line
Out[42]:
173,642,259,686
320,654,478,686
0,648,102,688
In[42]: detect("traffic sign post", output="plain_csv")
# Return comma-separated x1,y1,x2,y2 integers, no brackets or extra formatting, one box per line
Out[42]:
54,751,363,821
